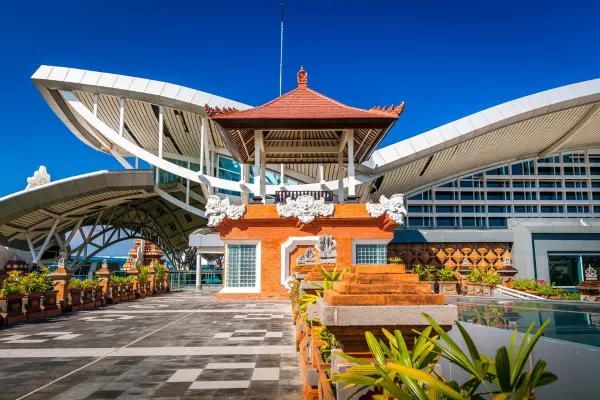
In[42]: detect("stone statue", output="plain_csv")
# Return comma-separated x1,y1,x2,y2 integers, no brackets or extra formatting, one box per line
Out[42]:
316,235,337,264
297,247,316,266
502,256,513,267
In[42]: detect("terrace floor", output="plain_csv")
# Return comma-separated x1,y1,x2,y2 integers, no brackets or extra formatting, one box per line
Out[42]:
0,288,301,400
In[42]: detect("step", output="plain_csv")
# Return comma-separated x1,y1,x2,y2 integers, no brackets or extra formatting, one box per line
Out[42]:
343,273,419,284
331,282,430,295
323,291,445,306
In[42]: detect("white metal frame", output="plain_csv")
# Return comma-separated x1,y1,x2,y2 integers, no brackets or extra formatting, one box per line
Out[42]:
220,239,262,294
351,239,391,265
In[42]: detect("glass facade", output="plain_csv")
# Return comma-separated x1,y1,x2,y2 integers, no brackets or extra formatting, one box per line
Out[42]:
355,244,387,264
226,244,257,288
406,150,599,229
548,253,600,287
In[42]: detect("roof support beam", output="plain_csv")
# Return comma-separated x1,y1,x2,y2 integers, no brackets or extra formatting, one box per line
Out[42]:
347,129,356,198
157,105,164,184
539,104,600,157
337,150,345,204
36,218,59,262
265,146,338,154
119,97,125,137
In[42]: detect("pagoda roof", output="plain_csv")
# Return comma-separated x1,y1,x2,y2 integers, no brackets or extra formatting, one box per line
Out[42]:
211,67,403,130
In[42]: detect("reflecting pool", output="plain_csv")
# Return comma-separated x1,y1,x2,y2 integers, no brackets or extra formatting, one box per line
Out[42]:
448,297,600,348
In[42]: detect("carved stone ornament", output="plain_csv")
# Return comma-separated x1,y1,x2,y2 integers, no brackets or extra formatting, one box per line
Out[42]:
502,256,513,267
296,247,316,266
205,195,246,227
102,258,108,269
585,264,598,281
276,195,334,224
135,239,145,264
366,194,407,225
26,166,51,190
316,234,337,264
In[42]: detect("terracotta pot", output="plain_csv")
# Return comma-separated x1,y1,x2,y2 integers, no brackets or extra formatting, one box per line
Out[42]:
0,294,26,325
44,290,60,316
438,281,459,295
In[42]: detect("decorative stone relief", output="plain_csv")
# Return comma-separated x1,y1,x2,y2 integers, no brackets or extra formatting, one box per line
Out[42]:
26,166,51,189
316,234,337,264
366,194,407,225
276,195,334,224
135,240,145,264
585,264,598,281
502,256,513,267
296,247,316,266
205,195,246,227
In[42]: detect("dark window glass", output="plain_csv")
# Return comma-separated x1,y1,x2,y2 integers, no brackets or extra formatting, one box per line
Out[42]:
436,217,458,227
549,255,580,286
436,206,457,213
488,217,507,227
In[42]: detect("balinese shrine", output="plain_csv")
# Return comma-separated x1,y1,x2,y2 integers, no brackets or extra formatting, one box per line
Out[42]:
206,67,408,300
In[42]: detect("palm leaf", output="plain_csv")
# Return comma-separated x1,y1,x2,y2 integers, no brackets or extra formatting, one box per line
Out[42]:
511,319,550,385
494,347,512,392
374,364,418,400
366,331,387,365
386,364,467,400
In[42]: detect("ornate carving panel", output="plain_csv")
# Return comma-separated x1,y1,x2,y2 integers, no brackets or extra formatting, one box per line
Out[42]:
276,195,334,224
388,242,512,270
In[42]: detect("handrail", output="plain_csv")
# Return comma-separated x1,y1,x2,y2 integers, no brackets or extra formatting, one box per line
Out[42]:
275,190,334,202
496,285,546,300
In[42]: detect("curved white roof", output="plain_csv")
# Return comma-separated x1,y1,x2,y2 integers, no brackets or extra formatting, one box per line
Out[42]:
32,66,600,199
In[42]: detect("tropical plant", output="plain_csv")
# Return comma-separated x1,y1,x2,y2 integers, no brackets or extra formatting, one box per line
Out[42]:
333,314,557,399
0,270,26,296
69,278,84,290
411,264,436,282
39,267,54,290
154,261,168,280
388,256,404,265
138,265,151,283
298,266,347,322
436,268,458,282
317,326,340,364
92,273,102,285
82,279,97,289
321,265,349,290
559,291,580,300
465,264,501,285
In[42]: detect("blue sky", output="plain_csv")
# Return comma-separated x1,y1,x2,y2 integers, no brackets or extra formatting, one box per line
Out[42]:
1,0,599,255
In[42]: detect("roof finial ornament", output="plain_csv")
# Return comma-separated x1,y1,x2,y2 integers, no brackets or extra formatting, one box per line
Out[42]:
297,66,308,88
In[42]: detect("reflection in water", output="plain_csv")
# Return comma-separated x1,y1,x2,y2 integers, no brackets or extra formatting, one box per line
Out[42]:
448,298,600,348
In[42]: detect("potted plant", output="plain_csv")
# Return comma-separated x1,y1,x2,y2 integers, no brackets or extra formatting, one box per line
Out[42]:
40,267,60,317
20,269,49,321
464,264,501,296
154,262,168,293
109,275,122,303
125,276,136,300
81,279,97,309
137,265,150,297
436,267,459,295
92,274,104,306
411,264,436,293
68,278,84,311
0,270,27,325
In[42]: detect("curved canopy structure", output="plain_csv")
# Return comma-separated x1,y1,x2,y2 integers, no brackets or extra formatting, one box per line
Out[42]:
31,65,600,206
0,170,207,268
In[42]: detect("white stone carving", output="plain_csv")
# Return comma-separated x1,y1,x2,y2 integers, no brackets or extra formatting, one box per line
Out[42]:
502,256,513,267
296,247,316,266
135,239,145,264
366,194,407,225
316,234,337,264
276,195,334,224
205,195,246,227
26,166,51,189
585,264,598,281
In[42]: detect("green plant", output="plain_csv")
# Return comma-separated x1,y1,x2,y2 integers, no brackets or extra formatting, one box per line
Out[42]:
321,266,349,290
411,264,436,282
39,267,54,291
154,261,168,280
436,268,458,282
82,279,96,289
388,256,404,265
465,264,501,285
537,282,560,298
0,270,26,296
92,273,102,285
317,326,340,364
138,265,151,284
69,278,84,290
333,314,557,399
560,291,580,300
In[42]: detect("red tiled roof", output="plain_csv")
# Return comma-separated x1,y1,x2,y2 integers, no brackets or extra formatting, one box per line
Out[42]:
211,67,403,121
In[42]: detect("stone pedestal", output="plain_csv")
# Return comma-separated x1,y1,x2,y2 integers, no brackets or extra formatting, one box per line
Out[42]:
25,292,46,321
96,261,112,302
70,289,83,312
43,290,60,317
50,260,73,307
0,295,26,325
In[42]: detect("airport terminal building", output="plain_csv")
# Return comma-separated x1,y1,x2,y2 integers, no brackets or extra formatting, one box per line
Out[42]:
1,65,599,294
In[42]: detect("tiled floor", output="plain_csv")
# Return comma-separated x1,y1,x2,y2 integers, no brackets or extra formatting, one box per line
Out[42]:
0,288,301,399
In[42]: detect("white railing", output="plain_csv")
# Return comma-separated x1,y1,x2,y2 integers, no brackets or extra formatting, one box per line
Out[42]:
496,285,546,300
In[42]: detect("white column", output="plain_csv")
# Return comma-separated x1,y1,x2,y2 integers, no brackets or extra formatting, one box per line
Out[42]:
135,156,139,169
318,163,325,186
93,94,98,117
199,117,205,176
337,150,344,203
280,164,286,187
241,164,249,204
260,156,267,202
254,131,262,199
347,129,356,198
186,163,191,204
196,251,201,288
119,97,125,137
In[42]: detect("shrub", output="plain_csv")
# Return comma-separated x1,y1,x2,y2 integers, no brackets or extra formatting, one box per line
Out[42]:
411,264,436,281
465,264,501,285
436,268,458,282
154,261,168,280
388,256,404,265
69,278,84,290
92,273,102,285
82,279,97,289
138,265,151,284
0,270,26,296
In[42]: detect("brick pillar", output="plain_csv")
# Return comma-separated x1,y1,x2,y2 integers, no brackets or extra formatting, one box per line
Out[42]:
96,259,112,294
128,265,140,297
50,257,73,305
148,264,156,294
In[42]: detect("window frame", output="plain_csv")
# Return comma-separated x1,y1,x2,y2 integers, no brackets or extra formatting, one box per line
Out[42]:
221,240,261,294
352,239,390,265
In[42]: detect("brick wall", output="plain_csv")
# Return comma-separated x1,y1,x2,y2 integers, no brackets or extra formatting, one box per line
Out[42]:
214,204,397,300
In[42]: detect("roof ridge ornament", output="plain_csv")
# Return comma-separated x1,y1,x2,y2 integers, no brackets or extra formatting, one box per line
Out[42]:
206,195,246,227
297,66,308,88
26,166,51,190
366,194,407,225
276,194,334,224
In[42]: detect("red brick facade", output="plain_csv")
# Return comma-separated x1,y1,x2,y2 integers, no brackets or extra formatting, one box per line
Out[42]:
214,204,397,300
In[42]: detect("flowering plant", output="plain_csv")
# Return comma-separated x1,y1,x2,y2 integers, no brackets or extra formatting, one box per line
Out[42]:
537,279,546,285
283,276,295,294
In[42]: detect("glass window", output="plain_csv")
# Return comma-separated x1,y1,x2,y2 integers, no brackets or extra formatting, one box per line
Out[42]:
539,181,561,188
408,217,432,227
487,181,509,188
513,191,536,200
462,217,485,227
488,217,507,228
226,244,257,288
589,154,600,164
436,217,459,227
435,191,457,201
486,166,509,176
590,167,600,176
515,205,538,213
567,206,589,213
435,206,457,213
355,244,387,265
563,153,585,164
408,191,432,201
548,254,581,286
488,206,510,213
538,166,561,175
566,192,589,201
438,181,456,188
487,192,509,201
541,205,564,213
540,192,562,201
538,155,559,164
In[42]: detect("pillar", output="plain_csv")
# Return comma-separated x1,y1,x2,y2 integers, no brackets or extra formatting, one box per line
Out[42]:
196,251,202,288
96,259,112,295
347,129,357,201
50,257,73,306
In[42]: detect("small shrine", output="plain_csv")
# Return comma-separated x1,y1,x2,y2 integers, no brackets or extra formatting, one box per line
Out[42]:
577,265,600,301
3,256,30,272
122,239,165,271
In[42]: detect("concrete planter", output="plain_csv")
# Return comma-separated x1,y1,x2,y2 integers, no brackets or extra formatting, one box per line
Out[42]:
110,285,121,304
438,281,459,295
318,370,336,400
83,288,95,309
127,284,136,300
43,290,60,317
0,294,26,325
94,286,104,306
25,292,46,321
120,285,129,301
467,283,495,297
421,281,435,294
70,289,83,311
